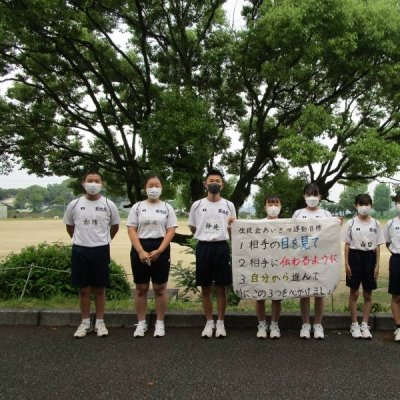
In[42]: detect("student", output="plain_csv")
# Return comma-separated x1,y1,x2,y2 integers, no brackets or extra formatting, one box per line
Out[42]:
127,176,177,338
188,169,237,338
343,194,385,339
256,195,282,339
292,183,332,340
64,171,120,338
383,193,400,342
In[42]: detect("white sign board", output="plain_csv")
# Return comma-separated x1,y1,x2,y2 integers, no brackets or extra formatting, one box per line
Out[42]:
232,218,341,300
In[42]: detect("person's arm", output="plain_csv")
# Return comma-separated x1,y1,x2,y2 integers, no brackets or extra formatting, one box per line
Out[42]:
189,225,196,234
127,226,150,264
110,224,119,239
149,227,176,262
374,245,380,279
344,242,351,278
66,225,74,239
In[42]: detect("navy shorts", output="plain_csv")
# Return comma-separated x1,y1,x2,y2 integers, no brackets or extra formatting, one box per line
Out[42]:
130,238,170,285
195,241,232,287
346,249,377,291
71,244,110,288
389,254,400,295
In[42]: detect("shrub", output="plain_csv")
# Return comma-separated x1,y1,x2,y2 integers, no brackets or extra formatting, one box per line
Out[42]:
0,243,131,300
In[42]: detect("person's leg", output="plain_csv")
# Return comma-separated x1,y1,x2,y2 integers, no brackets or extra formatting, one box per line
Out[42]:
153,282,168,321
135,283,150,322
201,285,213,320
79,286,91,319
215,285,227,321
314,297,324,324
362,290,372,323
256,300,266,322
93,286,106,319
300,297,310,323
392,295,400,325
349,288,359,322
271,300,281,323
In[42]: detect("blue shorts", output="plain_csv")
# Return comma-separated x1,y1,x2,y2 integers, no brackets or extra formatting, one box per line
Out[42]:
389,254,400,295
71,244,110,288
346,249,377,291
195,241,232,287
130,238,170,285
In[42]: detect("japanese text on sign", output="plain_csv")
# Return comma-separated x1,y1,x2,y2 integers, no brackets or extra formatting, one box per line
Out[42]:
232,218,341,300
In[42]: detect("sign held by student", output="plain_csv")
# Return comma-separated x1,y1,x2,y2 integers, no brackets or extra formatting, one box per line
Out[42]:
231,218,341,300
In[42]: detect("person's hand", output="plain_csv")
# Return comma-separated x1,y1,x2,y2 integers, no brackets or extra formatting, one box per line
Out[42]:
345,264,352,279
228,216,236,226
149,249,161,263
374,265,379,279
139,250,151,265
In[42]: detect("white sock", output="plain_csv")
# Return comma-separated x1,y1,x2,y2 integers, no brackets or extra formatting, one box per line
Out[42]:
82,318,90,326
156,320,164,326
258,320,266,325
217,319,224,325
138,320,147,326
95,319,103,326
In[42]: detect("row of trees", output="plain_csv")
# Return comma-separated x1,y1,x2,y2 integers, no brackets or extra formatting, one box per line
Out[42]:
1,0,400,209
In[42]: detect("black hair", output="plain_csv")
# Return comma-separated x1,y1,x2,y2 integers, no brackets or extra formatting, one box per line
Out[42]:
205,169,224,182
264,195,282,205
144,175,163,188
392,193,400,203
355,193,372,206
303,183,321,196
82,170,103,181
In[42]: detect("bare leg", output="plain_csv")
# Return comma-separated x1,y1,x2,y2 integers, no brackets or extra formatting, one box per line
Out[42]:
215,285,227,321
135,283,150,322
256,300,266,321
391,295,400,325
314,297,324,324
349,288,359,323
300,297,310,324
362,290,372,324
271,300,281,322
201,286,213,320
93,286,106,319
79,286,91,319
153,283,168,321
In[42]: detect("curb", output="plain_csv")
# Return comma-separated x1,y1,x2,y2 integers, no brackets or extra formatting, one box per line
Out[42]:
0,309,395,331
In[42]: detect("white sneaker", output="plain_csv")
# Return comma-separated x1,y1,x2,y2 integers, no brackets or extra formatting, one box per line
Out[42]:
350,322,362,339
154,322,165,338
269,322,281,339
394,328,400,342
256,322,267,339
94,321,109,337
134,322,148,338
300,323,311,339
74,322,92,338
313,324,324,340
202,320,215,338
360,323,372,339
215,321,227,338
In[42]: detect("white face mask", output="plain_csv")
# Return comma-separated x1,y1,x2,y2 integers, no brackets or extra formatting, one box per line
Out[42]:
83,182,102,195
357,205,371,216
305,196,319,208
146,187,162,199
266,206,281,218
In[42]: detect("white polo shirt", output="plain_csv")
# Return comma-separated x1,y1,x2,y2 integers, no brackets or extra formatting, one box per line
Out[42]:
384,217,400,254
126,200,177,239
292,208,332,219
63,196,120,247
188,197,236,241
343,216,385,251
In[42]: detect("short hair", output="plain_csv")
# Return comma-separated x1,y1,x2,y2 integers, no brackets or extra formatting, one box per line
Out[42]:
143,175,163,188
303,183,321,196
205,169,224,182
82,170,103,181
392,193,400,203
264,195,282,205
355,193,372,206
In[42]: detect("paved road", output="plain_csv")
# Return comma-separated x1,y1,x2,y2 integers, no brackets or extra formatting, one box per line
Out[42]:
0,326,399,400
